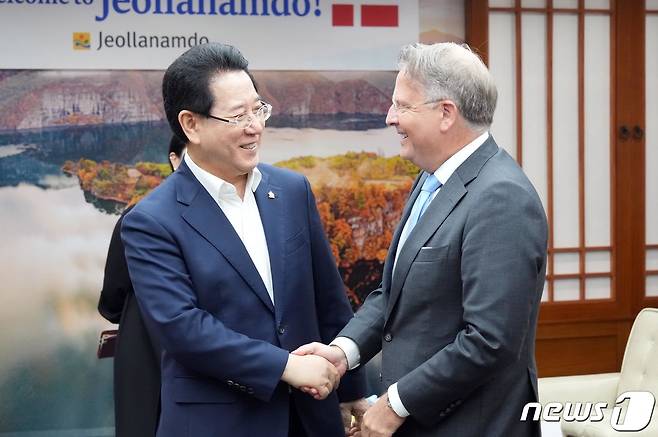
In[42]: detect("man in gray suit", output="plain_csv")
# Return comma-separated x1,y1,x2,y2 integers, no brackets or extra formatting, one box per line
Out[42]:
295,42,548,437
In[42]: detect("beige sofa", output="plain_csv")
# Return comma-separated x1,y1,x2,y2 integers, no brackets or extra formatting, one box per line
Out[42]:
538,308,658,437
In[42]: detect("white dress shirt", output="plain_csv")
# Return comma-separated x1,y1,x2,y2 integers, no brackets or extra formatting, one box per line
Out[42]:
184,153,275,304
331,131,490,417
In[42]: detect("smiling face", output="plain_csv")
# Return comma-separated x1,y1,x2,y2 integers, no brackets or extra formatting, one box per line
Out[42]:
186,70,264,186
385,71,447,173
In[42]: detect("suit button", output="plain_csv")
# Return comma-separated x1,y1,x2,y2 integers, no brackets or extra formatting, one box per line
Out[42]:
247,387,254,395
278,326,286,335
384,333,392,342
379,372,383,381
439,412,446,417
227,380,234,386
240,385,247,392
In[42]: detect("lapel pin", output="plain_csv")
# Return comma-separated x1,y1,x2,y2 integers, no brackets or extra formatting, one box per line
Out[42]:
267,191,276,199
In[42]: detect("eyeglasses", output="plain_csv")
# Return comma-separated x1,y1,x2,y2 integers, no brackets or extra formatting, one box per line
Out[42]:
205,101,273,129
389,100,439,116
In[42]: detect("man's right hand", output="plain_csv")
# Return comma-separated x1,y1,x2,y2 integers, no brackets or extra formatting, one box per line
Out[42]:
291,342,349,398
281,354,339,400
292,342,348,376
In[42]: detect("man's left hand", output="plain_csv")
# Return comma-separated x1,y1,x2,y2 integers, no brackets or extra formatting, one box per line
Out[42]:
354,393,405,437
339,398,370,435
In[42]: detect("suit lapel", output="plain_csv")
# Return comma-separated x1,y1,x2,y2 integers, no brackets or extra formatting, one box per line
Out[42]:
253,168,285,313
177,162,275,314
381,174,423,292
385,137,500,321
385,175,466,320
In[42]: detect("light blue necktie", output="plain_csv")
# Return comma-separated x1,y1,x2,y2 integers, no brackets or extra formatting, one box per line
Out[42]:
398,174,442,250
408,174,441,228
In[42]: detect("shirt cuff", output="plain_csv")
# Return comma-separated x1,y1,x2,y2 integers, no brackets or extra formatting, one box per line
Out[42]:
387,383,411,417
329,337,360,370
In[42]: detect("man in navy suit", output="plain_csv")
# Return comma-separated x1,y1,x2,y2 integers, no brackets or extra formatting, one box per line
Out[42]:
122,43,366,437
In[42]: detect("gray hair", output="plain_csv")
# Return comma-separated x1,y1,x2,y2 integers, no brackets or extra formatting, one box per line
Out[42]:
398,42,497,130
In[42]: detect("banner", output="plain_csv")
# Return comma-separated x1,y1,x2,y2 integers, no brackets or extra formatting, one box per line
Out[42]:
0,1,463,434
0,0,418,70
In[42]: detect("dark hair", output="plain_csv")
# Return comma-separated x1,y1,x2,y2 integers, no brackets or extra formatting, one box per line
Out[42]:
162,42,257,142
168,134,186,172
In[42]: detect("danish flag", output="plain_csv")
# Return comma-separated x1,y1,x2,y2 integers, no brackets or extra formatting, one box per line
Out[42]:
332,3,399,27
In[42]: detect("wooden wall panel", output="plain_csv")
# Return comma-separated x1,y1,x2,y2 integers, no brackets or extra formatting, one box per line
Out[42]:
536,320,632,376
466,0,489,64
537,336,618,376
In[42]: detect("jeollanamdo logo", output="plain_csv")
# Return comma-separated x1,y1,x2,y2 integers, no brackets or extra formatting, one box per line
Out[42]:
73,33,91,50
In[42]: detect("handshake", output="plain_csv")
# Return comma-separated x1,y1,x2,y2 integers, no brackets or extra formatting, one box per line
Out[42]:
282,342,405,437
281,342,348,400
282,342,371,436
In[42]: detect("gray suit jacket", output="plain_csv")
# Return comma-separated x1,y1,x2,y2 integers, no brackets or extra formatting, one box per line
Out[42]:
340,137,547,437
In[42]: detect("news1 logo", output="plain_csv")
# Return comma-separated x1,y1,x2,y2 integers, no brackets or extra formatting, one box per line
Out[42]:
521,391,656,432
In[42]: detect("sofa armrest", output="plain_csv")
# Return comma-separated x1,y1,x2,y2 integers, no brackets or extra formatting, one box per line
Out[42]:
539,372,620,406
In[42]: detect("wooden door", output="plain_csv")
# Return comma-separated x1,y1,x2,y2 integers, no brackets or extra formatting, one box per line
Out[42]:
466,0,655,376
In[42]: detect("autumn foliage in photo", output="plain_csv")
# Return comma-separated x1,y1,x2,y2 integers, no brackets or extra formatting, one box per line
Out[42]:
63,159,171,205
280,152,417,306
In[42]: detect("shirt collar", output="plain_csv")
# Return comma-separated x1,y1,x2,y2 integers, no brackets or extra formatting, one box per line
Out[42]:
184,153,262,199
434,131,489,185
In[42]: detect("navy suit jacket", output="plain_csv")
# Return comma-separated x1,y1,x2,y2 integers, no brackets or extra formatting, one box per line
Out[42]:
122,161,365,437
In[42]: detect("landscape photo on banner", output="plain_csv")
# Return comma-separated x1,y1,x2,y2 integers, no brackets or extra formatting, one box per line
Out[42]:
0,0,464,434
